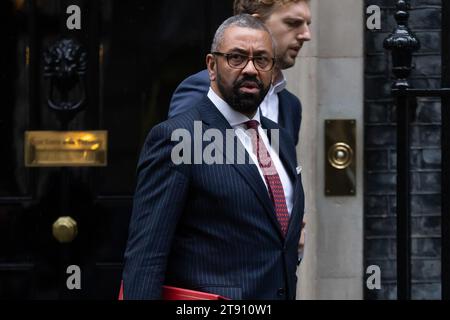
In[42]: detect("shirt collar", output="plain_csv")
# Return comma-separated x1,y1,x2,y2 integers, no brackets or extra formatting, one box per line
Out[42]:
272,71,287,94
207,87,261,128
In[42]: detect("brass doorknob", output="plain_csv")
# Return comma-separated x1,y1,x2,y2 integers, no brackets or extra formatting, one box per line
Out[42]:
52,216,78,243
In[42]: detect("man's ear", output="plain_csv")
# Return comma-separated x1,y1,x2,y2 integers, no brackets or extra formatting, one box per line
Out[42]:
206,54,217,81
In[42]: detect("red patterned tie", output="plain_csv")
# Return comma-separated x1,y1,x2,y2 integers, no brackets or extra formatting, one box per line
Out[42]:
245,120,290,236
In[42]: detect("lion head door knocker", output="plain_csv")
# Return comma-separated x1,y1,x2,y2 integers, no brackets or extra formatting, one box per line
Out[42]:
43,38,87,124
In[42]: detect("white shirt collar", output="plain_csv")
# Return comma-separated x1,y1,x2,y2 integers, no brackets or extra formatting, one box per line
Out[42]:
272,71,287,94
207,88,261,128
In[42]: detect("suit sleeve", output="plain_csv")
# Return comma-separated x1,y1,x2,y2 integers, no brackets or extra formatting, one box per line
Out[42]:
122,123,190,299
168,70,210,119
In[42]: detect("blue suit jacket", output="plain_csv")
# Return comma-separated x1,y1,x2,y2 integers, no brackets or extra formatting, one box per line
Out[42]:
123,97,305,300
168,70,302,146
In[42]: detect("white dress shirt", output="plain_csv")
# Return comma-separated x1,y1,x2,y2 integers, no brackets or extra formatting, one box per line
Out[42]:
207,88,294,216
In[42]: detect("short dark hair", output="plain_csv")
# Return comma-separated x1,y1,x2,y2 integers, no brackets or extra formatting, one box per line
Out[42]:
211,14,275,53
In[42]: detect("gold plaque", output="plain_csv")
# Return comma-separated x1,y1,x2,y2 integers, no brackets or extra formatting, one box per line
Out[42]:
25,131,107,167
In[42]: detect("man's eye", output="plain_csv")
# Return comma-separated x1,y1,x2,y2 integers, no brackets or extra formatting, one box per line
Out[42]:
228,54,246,65
229,54,244,61
255,57,269,66
286,20,302,28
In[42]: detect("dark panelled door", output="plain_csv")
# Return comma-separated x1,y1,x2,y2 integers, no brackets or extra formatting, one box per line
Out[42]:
0,0,232,299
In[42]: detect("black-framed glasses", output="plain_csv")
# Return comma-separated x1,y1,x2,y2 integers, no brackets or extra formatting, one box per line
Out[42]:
212,52,275,72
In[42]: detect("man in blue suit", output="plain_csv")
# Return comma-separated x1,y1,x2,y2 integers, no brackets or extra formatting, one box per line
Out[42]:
168,0,312,146
123,14,305,300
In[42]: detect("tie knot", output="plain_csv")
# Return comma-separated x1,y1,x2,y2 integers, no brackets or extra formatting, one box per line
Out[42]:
245,120,260,130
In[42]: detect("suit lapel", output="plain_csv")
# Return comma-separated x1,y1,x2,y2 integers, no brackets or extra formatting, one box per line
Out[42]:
198,99,302,241
277,90,288,129
260,117,297,182
197,99,278,229
261,116,303,240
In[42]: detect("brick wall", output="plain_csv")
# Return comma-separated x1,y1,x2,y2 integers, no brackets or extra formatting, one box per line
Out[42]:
364,0,442,299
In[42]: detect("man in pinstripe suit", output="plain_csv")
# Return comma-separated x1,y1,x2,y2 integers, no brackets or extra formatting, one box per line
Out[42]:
122,14,305,300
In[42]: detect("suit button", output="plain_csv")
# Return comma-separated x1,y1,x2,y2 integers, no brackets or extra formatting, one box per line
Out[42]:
277,288,285,297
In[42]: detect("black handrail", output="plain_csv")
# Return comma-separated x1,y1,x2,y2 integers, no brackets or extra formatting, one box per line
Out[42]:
441,0,450,301
384,0,420,300
384,0,450,300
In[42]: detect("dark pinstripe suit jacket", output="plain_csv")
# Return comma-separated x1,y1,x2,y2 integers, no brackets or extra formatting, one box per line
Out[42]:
168,70,302,146
123,97,305,300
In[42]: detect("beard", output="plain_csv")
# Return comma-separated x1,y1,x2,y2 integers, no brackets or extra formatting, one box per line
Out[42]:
217,73,270,115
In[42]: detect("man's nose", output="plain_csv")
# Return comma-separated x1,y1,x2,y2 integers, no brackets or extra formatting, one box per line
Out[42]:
297,25,312,42
242,58,258,75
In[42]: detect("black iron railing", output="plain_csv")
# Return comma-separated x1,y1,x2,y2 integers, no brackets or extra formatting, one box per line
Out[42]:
441,0,450,301
384,0,450,300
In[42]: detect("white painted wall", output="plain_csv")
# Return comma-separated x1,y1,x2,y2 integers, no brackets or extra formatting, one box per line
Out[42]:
285,0,365,299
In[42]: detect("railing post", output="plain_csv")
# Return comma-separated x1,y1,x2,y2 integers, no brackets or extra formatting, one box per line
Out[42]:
383,0,420,300
442,0,450,301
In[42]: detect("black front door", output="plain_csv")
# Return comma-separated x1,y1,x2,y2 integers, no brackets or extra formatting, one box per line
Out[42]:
0,0,232,299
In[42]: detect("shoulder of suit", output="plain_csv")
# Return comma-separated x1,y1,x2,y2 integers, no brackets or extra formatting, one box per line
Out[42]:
279,88,301,105
181,69,210,87
156,97,211,134
164,108,202,131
